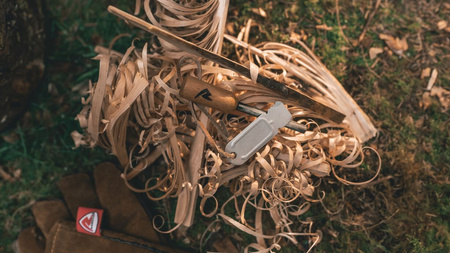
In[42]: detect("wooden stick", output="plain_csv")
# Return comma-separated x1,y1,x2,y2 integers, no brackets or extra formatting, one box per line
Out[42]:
174,0,230,228
357,0,382,45
174,112,208,227
107,6,346,123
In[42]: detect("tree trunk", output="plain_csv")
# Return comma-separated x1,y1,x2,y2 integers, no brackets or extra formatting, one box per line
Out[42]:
0,0,45,132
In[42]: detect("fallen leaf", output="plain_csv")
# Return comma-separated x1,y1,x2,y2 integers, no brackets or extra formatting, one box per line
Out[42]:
421,92,432,110
290,32,302,41
288,22,300,40
0,166,12,181
430,86,450,112
288,22,307,41
316,24,333,31
386,48,393,56
437,20,448,30
0,166,21,182
379,34,408,56
426,69,438,90
369,47,383,60
13,169,21,179
422,142,432,154
251,7,267,18
414,115,425,129
2,132,19,144
407,116,414,126
421,67,431,79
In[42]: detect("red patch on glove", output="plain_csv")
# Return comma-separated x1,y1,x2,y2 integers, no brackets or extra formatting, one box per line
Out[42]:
76,207,103,236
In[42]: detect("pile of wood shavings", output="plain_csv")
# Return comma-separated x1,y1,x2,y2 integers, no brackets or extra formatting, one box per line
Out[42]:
73,2,381,252
226,19,378,143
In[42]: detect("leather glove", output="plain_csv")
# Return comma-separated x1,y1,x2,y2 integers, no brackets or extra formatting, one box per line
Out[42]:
14,162,186,253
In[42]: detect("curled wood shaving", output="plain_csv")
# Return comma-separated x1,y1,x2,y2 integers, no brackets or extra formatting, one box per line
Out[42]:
225,24,377,142
137,0,231,227
140,0,229,57
76,4,382,252
78,41,381,251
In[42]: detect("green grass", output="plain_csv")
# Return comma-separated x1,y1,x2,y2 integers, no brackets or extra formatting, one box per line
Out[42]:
1,0,449,252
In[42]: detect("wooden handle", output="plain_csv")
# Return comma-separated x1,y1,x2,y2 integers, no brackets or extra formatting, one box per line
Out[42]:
180,76,238,113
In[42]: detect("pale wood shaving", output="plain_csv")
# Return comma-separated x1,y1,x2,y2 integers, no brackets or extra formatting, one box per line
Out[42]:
75,4,383,252
142,0,229,58
225,29,377,142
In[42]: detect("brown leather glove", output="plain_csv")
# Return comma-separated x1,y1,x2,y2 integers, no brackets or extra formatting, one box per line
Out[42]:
14,162,186,253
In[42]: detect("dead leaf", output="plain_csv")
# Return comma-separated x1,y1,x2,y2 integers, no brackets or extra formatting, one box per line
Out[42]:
316,24,333,31
251,7,267,18
290,31,302,41
414,115,425,129
379,34,408,56
0,166,12,181
430,86,450,112
0,166,21,182
14,169,21,179
437,20,448,30
429,50,436,57
426,69,438,90
407,116,414,126
2,132,19,144
369,47,383,60
421,92,432,110
288,22,299,40
421,67,431,79
288,22,306,41
422,142,432,154
386,48,393,56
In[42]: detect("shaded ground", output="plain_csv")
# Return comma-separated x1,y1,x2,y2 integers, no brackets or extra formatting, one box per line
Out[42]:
1,0,449,252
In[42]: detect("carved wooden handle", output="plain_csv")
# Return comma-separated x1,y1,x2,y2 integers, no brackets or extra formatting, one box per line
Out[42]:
180,76,238,113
